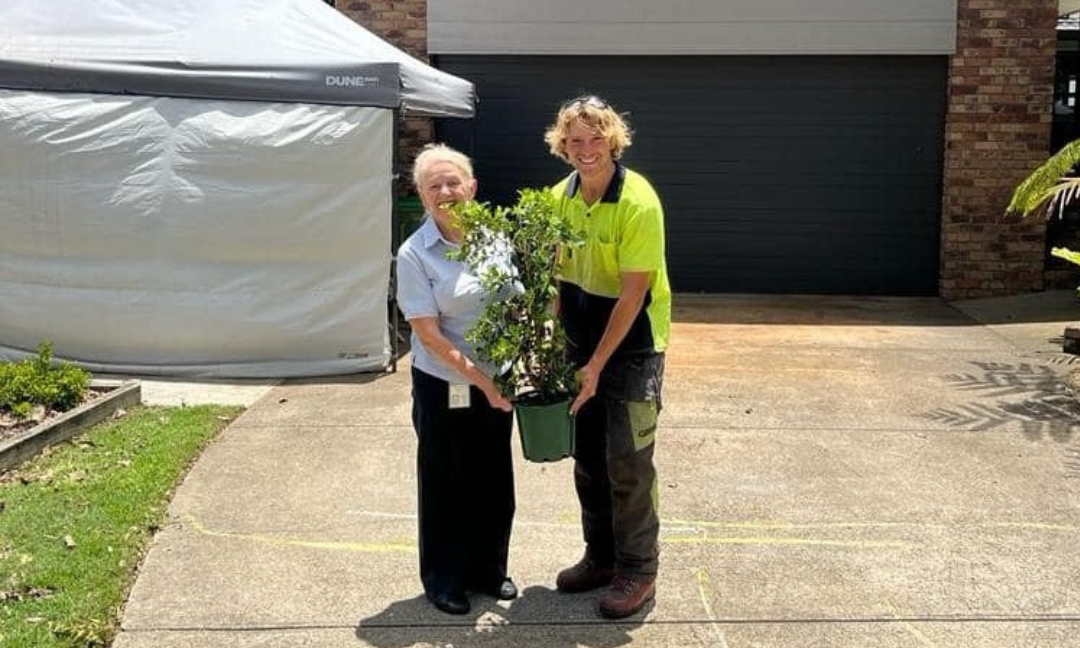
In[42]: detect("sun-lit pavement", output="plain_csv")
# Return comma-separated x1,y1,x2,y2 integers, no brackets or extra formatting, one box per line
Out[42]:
113,291,1080,648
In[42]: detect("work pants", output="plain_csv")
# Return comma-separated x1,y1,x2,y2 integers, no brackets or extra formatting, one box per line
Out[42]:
572,353,664,576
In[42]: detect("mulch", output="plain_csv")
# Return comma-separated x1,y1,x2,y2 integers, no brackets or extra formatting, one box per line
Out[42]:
0,387,112,443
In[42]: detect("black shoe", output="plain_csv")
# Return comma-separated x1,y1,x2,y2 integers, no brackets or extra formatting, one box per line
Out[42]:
472,577,518,600
493,577,518,600
427,590,470,615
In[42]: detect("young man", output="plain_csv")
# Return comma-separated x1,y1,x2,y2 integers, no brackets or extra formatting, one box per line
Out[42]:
543,96,671,619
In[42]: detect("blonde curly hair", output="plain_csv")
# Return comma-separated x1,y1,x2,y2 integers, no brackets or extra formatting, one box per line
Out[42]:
543,95,633,163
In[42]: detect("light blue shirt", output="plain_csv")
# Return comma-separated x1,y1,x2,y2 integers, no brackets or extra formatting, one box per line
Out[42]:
396,215,505,383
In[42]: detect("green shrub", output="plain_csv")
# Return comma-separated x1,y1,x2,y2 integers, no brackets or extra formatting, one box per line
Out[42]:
450,188,584,402
0,342,91,419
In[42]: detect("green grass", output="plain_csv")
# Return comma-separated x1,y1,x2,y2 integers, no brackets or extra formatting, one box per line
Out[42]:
0,404,242,647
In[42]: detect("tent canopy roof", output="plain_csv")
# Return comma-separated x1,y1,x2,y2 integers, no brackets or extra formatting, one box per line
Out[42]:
0,0,474,117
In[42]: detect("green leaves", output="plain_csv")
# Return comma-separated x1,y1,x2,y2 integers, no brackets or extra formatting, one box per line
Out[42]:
1051,246,1080,268
0,343,91,420
451,189,584,401
1007,138,1080,219
1008,138,1080,298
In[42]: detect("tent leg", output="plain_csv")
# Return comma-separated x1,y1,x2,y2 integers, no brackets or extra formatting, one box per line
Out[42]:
388,109,402,374
389,256,399,373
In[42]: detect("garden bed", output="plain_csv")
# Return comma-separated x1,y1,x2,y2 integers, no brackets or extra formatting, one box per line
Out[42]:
0,379,141,472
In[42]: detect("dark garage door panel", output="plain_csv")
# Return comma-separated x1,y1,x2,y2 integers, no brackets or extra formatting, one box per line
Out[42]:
435,56,946,295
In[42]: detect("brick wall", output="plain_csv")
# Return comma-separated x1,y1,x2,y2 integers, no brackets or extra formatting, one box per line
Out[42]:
940,0,1058,298
336,0,433,195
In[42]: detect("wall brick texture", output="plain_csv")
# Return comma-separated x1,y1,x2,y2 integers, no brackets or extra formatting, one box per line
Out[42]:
940,0,1059,298
337,0,432,196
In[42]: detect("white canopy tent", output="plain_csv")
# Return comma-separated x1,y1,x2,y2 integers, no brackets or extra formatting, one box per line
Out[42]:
0,0,473,377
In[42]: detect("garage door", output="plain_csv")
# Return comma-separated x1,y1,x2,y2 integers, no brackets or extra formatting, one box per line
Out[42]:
435,56,946,295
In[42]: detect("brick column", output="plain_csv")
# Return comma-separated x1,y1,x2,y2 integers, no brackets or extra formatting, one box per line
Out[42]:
337,0,433,191
939,0,1058,298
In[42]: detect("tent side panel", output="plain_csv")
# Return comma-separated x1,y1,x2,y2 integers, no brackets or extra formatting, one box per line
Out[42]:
0,90,392,377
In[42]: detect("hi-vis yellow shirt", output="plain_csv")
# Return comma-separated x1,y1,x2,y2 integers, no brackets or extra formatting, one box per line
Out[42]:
553,163,671,357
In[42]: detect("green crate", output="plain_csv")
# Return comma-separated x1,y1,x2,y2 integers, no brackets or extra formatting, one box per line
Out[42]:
394,196,426,250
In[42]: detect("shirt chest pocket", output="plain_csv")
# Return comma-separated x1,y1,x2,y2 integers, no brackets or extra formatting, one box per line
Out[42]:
582,239,622,295
576,213,621,294
589,215,619,247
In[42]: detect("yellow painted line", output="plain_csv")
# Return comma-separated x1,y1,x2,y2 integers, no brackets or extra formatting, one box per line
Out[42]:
666,518,929,531
695,568,731,648
347,511,1080,535
185,515,415,554
981,522,1079,532
666,536,910,549
196,508,1075,557
664,518,1079,533
897,616,937,646
887,599,938,647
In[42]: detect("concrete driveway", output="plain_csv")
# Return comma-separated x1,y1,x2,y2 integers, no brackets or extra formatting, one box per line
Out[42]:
114,292,1080,647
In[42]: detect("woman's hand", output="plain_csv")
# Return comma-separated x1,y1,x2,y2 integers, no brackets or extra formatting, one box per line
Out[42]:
479,376,513,412
409,317,513,412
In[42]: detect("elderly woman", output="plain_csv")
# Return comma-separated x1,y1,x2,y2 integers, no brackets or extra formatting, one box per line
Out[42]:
394,143,518,615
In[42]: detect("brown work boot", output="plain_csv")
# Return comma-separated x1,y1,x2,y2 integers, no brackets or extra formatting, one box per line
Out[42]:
598,573,656,619
555,555,615,593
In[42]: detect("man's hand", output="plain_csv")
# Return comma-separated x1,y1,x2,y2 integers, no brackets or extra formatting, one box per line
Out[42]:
570,361,600,415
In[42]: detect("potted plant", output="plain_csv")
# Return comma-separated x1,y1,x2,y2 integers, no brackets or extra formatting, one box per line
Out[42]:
450,188,584,461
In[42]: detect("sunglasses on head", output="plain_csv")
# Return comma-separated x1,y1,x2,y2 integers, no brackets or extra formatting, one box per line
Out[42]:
564,95,609,111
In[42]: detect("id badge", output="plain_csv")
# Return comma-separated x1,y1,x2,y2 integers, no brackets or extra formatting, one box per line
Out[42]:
448,383,471,409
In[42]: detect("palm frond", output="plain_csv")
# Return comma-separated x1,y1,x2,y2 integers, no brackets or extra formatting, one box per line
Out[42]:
1054,178,1080,219
1006,138,1080,218
1051,246,1080,268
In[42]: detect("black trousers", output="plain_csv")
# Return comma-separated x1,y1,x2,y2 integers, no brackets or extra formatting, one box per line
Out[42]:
571,353,664,576
411,367,515,596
